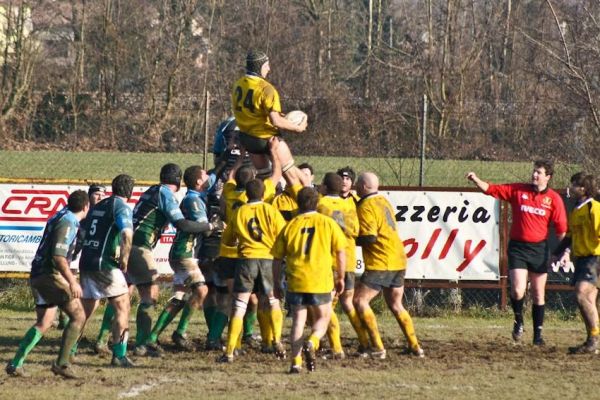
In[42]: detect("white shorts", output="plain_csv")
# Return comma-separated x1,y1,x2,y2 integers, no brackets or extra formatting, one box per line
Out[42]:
170,258,205,287
81,269,129,300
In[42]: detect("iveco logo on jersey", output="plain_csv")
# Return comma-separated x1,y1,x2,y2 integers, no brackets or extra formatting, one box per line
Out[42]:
0,189,70,222
520,204,546,216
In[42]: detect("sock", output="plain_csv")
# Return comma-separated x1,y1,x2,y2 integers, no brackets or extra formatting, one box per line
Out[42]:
70,341,79,356
293,355,302,367
359,308,384,350
308,333,320,350
176,303,195,336
590,326,600,337
270,308,284,343
511,296,524,325
135,303,154,347
203,305,216,333
257,309,273,346
326,312,344,354
57,320,81,366
225,316,244,356
112,329,129,359
532,304,545,340
148,307,177,344
346,308,370,348
58,312,70,329
243,310,257,337
395,310,419,350
96,303,115,344
207,311,228,342
12,326,43,368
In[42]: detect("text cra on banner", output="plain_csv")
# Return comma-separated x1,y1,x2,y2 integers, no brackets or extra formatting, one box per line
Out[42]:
0,183,179,274
385,190,501,280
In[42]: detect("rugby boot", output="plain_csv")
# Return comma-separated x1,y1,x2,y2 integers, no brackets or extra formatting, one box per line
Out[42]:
216,354,233,363
94,342,111,357
302,341,316,372
356,345,370,358
288,365,302,374
145,342,164,357
172,331,195,352
370,348,387,360
568,336,599,355
111,355,136,367
273,341,287,360
511,321,524,342
6,362,29,378
205,339,222,351
532,336,546,346
401,346,425,358
51,362,78,379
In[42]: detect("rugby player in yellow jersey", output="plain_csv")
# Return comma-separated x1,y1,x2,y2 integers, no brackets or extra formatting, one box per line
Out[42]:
554,173,600,354
317,173,369,359
337,166,361,204
273,187,347,373
232,50,307,178
217,180,287,362
353,172,424,359
207,140,281,350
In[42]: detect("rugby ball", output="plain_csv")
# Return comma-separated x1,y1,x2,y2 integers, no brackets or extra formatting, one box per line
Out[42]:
285,110,307,126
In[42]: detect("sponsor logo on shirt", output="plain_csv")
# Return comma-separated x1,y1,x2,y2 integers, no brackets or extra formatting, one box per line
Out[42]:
542,196,553,208
521,194,529,200
520,204,546,216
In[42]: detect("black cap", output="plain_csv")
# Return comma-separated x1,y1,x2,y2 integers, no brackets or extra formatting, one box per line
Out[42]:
88,184,106,197
246,50,269,74
160,163,182,187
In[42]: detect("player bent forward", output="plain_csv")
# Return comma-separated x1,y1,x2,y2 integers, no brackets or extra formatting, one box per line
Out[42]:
353,172,424,359
78,174,136,367
273,187,347,373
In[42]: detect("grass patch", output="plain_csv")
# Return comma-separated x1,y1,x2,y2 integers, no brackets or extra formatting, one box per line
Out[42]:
0,150,580,186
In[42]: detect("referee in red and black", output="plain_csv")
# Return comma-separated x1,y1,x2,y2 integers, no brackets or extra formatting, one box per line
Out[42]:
467,160,567,345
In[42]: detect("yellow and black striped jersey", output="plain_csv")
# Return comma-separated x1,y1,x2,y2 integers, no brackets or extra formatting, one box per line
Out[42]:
357,193,407,271
232,75,281,139
272,211,346,293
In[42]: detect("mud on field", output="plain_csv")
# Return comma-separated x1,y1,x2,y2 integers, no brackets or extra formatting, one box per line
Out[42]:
0,316,594,400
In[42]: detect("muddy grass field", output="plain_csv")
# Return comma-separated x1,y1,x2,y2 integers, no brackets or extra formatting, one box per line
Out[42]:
0,309,592,400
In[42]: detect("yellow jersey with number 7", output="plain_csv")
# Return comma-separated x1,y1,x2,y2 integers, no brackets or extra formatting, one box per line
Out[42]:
232,75,282,139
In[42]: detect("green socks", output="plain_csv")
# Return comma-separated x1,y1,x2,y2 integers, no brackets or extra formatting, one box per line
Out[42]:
176,303,195,336
243,310,257,337
96,303,115,344
12,326,43,367
57,321,81,366
135,303,154,347
207,311,228,342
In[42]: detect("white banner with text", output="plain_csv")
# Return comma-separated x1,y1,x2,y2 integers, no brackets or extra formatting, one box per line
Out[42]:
0,184,501,280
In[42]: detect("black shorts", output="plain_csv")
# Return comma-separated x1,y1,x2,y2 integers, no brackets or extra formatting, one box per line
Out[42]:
286,292,332,306
507,240,548,273
344,272,356,291
215,257,237,287
360,270,405,291
239,132,281,154
233,258,274,295
573,256,600,285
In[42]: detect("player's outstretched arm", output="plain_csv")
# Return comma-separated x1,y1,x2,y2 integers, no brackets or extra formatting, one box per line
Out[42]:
466,172,490,193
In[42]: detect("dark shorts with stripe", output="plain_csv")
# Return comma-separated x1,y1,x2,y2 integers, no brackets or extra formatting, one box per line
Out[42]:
239,132,281,154
507,240,548,274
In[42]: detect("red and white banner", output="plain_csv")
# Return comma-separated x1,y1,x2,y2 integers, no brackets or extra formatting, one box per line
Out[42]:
380,190,500,280
0,184,501,280
0,183,181,274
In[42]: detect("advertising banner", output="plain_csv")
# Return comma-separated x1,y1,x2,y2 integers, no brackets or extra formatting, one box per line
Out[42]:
0,184,501,280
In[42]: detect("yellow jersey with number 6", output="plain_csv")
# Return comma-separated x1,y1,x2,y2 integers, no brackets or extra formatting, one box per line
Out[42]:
232,75,281,139
357,193,407,271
